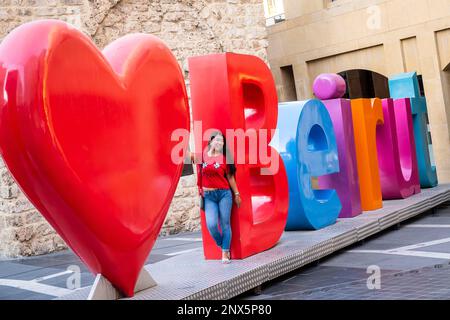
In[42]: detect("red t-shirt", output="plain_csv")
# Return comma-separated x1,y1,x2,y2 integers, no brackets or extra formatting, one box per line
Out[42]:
198,153,230,189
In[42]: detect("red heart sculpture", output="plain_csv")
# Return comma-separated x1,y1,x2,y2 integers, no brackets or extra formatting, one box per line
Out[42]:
0,20,190,297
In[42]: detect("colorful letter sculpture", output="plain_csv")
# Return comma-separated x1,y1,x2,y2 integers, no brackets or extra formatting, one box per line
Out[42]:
0,20,190,297
314,74,362,218
376,98,421,199
388,72,438,188
189,53,289,259
351,98,384,211
313,73,347,100
272,99,342,230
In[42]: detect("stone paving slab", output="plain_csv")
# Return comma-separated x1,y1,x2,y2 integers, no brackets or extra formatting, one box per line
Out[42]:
254,263,450,300
58,184,450,300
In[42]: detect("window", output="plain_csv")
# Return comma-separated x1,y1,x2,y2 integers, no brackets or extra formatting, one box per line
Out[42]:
280,65,298,102
338,69,390,99
263,0,285,26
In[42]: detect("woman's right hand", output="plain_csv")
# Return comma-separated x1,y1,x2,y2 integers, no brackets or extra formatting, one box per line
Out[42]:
234,194,241,208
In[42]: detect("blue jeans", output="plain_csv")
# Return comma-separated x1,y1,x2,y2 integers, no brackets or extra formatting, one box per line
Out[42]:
204,189,233,251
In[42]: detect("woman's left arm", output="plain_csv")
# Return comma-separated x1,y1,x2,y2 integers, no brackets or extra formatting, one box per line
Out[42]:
227,174,241,208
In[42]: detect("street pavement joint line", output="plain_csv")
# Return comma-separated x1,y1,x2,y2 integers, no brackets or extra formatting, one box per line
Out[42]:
0,279,74,297
348,237,450,260
0,260,84,280
162,237,203,242
349,249,450,260
384,237,450,252
405,224,450,228
31,270,74,282
386,250,450,260
165,248,201,256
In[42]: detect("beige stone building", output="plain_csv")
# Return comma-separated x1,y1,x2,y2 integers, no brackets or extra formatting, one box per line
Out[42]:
267,0,450,184
0,0,268,257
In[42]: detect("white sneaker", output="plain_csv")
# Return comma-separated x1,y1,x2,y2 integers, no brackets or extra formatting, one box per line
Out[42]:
222,251,231,264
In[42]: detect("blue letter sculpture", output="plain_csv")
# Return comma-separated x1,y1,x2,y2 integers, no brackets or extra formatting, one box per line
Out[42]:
388,72,438,188
271,99,342,230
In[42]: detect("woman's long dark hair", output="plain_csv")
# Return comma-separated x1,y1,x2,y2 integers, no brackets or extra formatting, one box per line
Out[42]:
207,131,236,176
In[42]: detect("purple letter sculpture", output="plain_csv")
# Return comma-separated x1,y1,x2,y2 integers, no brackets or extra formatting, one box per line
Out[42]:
313,73,347,100
376,98,421,199
315,74,362,218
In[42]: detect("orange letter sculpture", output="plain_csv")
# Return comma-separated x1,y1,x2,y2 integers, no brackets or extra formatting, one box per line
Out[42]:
350,98,384,211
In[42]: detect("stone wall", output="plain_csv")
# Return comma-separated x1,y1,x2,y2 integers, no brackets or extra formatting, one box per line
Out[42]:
0,0,268,257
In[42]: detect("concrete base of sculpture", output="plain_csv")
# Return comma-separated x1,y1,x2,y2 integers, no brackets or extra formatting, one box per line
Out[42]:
87,269,157,300
60,184,450,300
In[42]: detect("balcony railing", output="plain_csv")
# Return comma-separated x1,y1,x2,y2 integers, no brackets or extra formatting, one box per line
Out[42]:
265,13,285,26
264,0,285,26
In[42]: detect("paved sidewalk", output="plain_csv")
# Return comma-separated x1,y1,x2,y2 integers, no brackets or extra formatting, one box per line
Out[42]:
0,232,204,299
239,202,450,300
1,198,449,300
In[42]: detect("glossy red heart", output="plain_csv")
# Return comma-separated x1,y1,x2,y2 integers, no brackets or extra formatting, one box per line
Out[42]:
0,20,190,297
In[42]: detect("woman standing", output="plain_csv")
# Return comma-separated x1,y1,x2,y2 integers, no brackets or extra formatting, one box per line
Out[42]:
189,131,241,263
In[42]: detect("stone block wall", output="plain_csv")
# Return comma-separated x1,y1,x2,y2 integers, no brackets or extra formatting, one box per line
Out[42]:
0,0,268,257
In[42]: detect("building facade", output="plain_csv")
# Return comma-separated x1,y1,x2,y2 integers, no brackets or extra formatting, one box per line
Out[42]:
268,0,450,184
